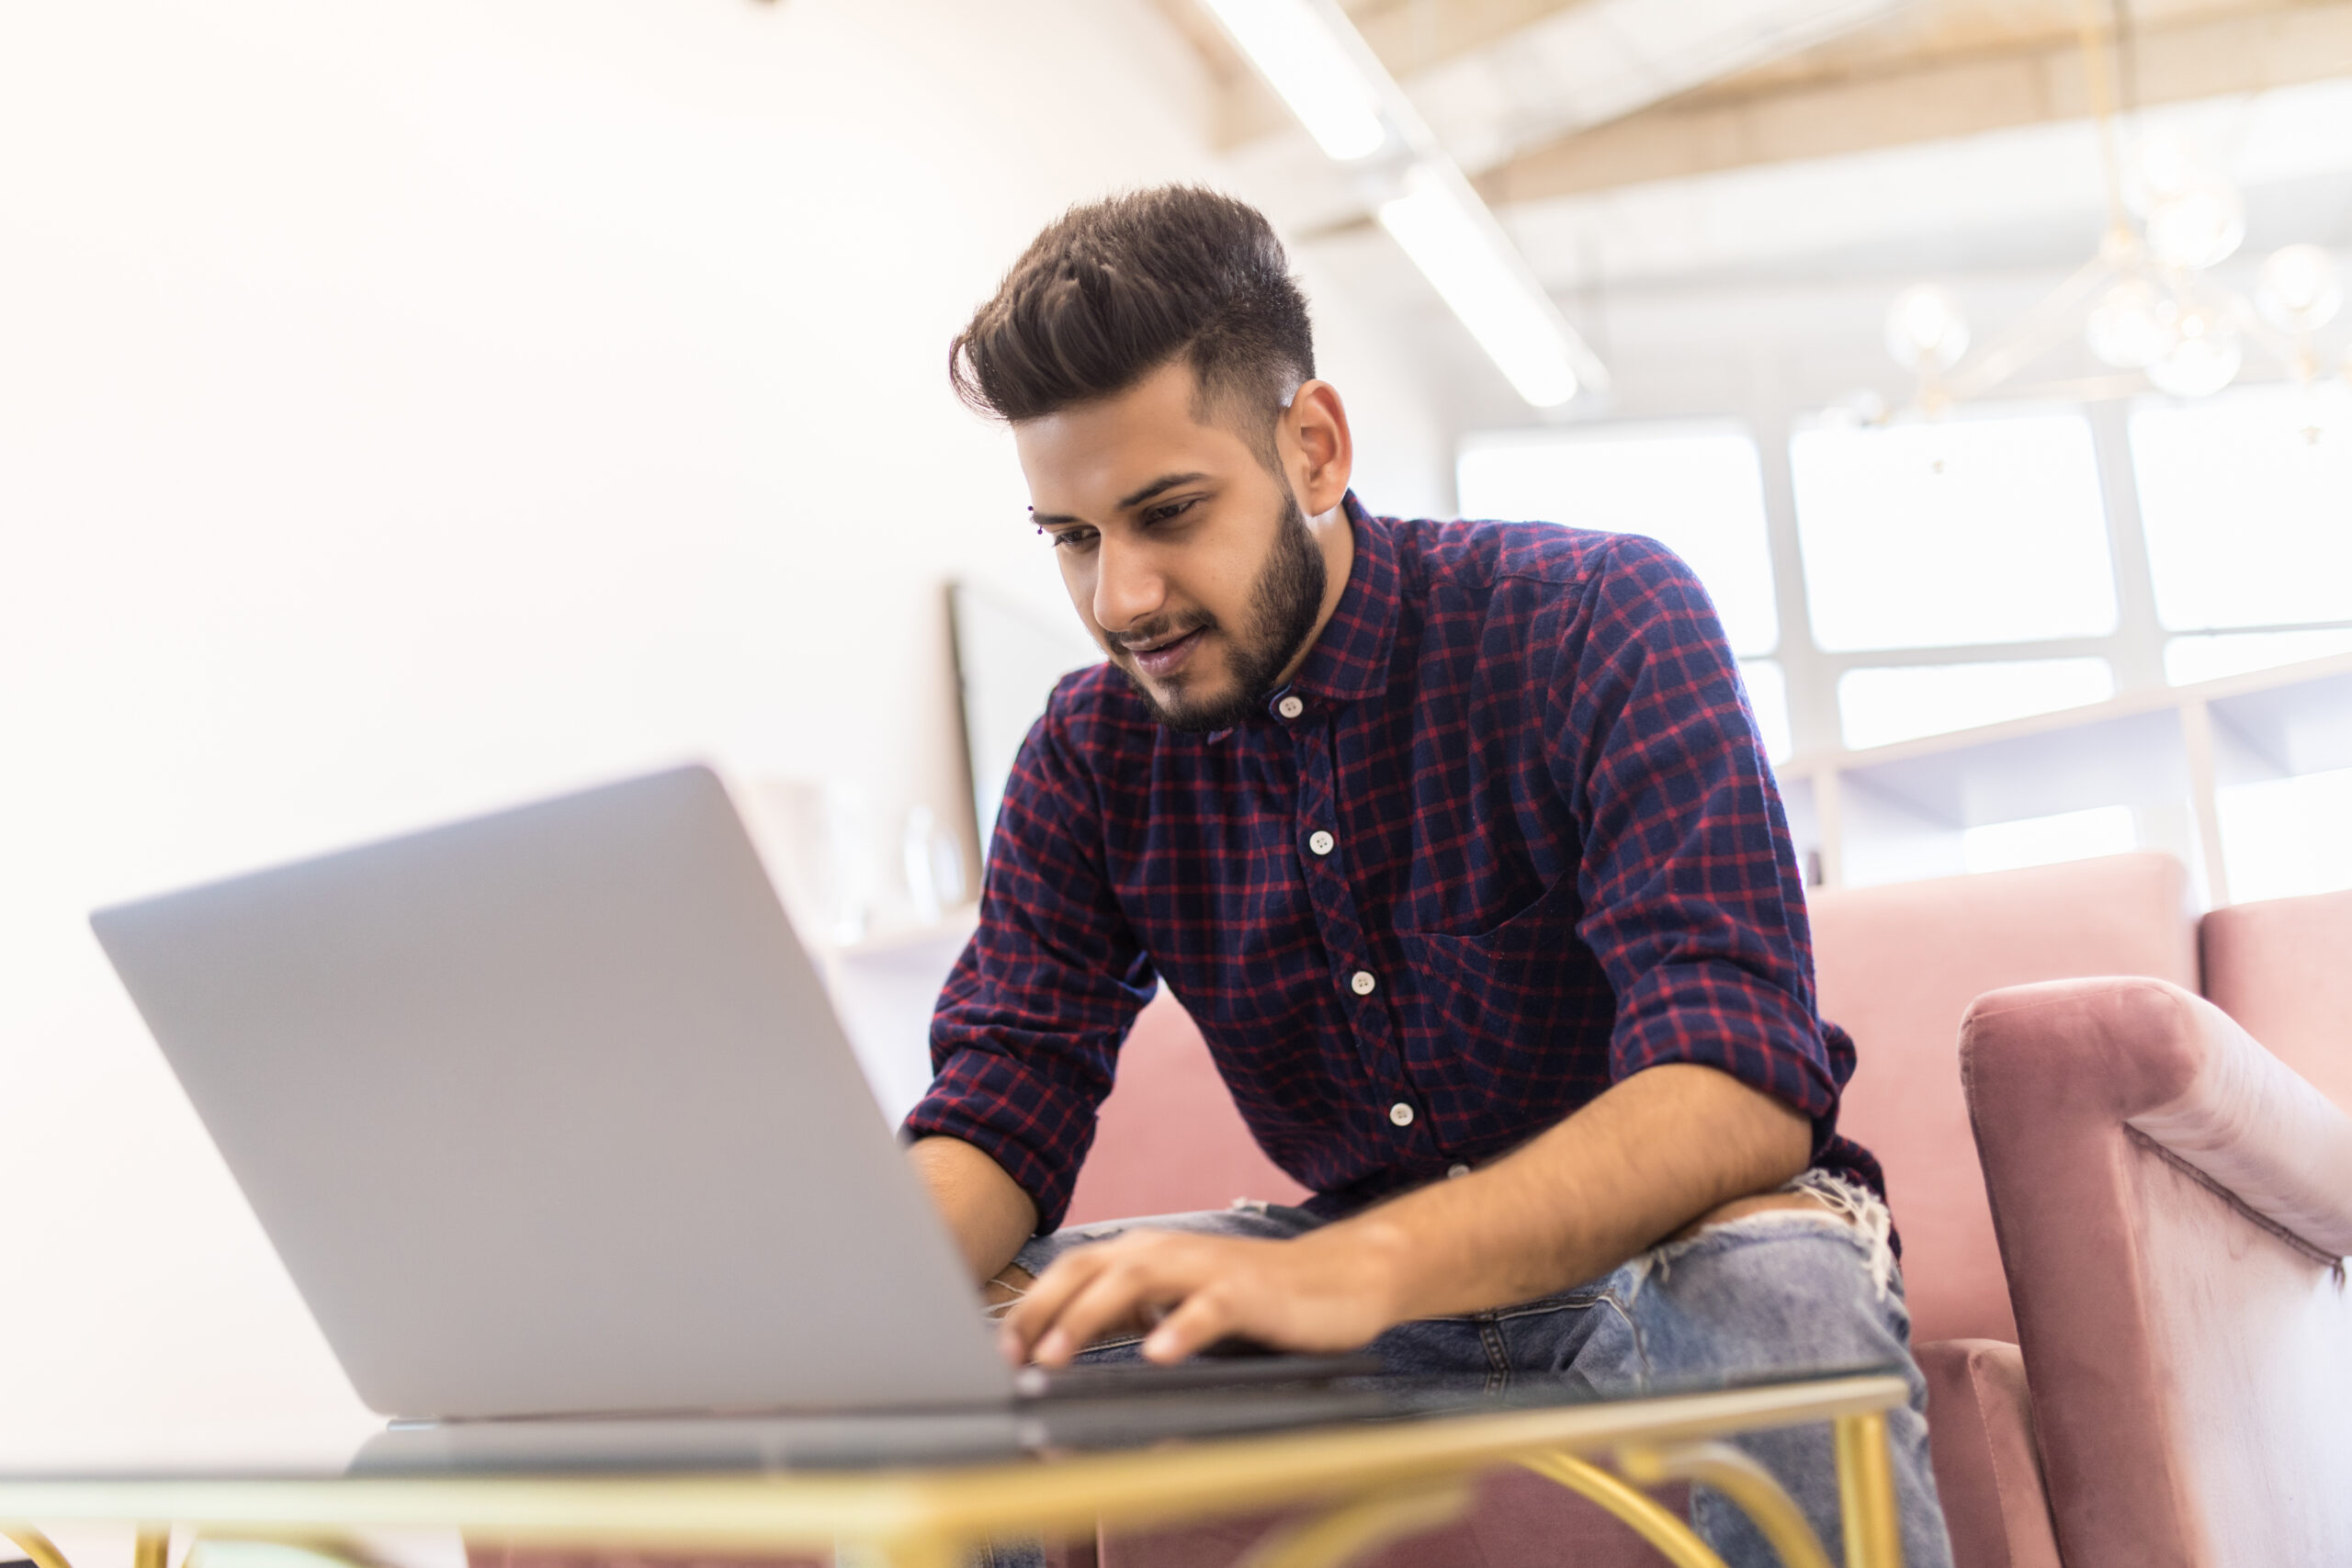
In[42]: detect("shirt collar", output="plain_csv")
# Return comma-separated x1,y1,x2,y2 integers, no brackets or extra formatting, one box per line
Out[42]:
1282,493,1396,708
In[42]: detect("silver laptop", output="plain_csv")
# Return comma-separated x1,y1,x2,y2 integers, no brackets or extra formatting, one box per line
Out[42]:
91,765,1385,1467
93,765,1010,1422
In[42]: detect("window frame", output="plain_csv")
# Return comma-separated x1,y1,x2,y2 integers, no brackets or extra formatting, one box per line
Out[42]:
1455,419,1782,660
1457,393,2352,766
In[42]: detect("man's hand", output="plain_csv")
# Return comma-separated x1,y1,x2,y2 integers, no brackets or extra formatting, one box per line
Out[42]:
998,1063,1812,1367
998,1225,1406,1367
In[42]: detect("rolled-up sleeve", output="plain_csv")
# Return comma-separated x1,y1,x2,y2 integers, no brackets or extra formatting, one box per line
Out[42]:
1547,536,1845,1146
901,686,1154,1232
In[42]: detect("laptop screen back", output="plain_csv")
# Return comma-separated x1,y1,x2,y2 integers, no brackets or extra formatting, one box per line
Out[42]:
92,765,1011,1419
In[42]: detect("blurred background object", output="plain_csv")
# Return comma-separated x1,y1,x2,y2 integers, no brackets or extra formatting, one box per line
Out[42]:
1861,10,2347,417
947,581,1102,862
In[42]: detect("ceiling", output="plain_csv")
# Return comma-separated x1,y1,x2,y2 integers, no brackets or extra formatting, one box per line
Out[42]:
1179,1,2352,181
1159,0,2352,425
1165,0,2352,270
1478,0,2352,205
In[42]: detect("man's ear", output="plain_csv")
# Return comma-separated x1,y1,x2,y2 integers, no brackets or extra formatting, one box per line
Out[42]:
1283,380,1353,516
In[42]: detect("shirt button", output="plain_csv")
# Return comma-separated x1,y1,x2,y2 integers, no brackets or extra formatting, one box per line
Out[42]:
1447,1163,1470,1179
1389,1102,1415,1127
1276,694,1305,719
1349,970,1377,996
1307,829,1335,856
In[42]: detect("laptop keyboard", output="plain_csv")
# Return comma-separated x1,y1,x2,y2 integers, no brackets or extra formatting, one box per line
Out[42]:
1013,1351,1383,1402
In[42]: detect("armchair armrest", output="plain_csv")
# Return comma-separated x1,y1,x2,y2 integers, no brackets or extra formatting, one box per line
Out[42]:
2120,995,2352,1258
1961,977,2352,1568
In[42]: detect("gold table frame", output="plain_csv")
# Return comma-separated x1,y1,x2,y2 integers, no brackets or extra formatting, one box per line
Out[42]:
0,1372,1906,1568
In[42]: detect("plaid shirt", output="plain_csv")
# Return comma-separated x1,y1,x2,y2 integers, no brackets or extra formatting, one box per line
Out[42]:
908,497,1879,1234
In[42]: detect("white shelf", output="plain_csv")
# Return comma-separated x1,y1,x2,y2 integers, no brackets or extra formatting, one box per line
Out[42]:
1774,650,2352,904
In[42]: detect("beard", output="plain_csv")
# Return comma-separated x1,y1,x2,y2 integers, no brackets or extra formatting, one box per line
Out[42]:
1112,490,1329,734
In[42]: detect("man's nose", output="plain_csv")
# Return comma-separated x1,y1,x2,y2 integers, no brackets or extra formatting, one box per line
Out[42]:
1091,536,1165,635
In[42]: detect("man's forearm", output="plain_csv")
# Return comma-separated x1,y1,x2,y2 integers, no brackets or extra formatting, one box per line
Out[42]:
909,1134,1040,1285
1320,1063,1812,1324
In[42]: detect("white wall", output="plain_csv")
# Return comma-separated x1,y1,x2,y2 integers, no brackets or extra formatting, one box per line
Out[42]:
0,0,1443,1467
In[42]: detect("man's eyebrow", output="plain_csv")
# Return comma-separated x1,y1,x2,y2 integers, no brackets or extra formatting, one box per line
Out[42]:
1118,471,1211,511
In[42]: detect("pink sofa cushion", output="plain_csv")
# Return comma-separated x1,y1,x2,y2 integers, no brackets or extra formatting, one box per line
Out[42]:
1809,852,2198,1344
1066,991,1307,1226
1961,976,2352,1568
2199,886,2352,1112
1916,1338,2060,1568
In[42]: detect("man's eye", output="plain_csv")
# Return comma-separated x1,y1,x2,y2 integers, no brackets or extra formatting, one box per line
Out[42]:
1045,528,1097,549
1142,498,1201,527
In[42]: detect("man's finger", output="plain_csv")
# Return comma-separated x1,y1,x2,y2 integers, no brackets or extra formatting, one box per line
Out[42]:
1139,1285,1233,1365
998,1246,1113,1362
1031,1254,1179,1367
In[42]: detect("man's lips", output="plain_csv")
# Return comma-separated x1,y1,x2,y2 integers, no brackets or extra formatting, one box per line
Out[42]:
1122,625,1206,678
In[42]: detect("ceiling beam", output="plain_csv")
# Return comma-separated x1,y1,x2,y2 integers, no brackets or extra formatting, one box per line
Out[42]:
1151,0,1591,148
1474,0,2352,205
1344,0,1590,79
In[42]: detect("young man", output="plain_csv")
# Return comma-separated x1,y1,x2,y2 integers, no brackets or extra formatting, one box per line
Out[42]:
905,186,1951,1567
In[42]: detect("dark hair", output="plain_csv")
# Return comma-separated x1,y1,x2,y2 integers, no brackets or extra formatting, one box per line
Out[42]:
948,186,1315,458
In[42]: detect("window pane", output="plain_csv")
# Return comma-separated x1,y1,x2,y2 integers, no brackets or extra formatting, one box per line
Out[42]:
2165,627,2352,685
1738,659,1792,763
1457,425,1778,656
2219,766,2352,903
1962,805,2137,874
1838,658,2115,750
2133,386,2352,630
1791,412,2117,651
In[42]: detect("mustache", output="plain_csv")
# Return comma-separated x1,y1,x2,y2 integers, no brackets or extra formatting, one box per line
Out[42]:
1107,614,1215,652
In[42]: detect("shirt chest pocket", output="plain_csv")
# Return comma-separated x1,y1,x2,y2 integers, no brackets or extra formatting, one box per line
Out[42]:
1394,883,1613,1064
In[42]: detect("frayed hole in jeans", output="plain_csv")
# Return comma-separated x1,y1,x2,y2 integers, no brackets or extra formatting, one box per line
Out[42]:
1624,1169,1896,1303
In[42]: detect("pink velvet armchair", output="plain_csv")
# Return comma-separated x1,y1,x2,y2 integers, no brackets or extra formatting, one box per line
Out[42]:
1943,880,2352,1568
1961,975,2352,1568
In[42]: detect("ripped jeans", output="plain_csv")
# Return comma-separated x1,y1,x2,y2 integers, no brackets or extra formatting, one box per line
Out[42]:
996,1172,1951,1568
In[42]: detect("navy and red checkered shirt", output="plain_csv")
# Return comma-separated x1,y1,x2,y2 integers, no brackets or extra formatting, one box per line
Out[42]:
907,496,1879,1234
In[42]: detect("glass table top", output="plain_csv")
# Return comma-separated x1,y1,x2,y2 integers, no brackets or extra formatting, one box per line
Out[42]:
0,1360,1905,1482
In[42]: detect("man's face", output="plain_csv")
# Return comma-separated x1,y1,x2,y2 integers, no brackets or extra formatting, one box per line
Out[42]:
1014,360,1330,733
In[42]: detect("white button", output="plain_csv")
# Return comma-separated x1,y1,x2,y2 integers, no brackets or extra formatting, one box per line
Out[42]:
1308,829,1335,856
1447,1163,1470,1179
1389,1102,1415,1127
1349,970,1377,996
1276,694,1305,719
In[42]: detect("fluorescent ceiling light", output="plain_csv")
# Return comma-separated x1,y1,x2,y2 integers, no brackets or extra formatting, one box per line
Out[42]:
1198,1,1607,403
1377,166,1581,407
1197,0,1387,161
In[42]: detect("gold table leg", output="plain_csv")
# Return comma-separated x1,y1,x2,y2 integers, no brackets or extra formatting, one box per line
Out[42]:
1835,1412,1904,1568
134,1527,169,1568
1617,1441,1833,1568
0,1525,74,1568
1159,1411,1901,1568
1232,1478,1472,1568
1518,1453,1728,1568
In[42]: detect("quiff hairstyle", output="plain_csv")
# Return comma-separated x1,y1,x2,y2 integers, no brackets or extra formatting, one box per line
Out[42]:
948,186,1316,464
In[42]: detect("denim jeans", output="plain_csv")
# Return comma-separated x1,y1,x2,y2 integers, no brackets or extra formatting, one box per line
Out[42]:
988,1173,1953,1568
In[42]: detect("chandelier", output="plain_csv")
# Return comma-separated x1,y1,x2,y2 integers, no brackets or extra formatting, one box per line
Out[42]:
1879,2,2346,421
